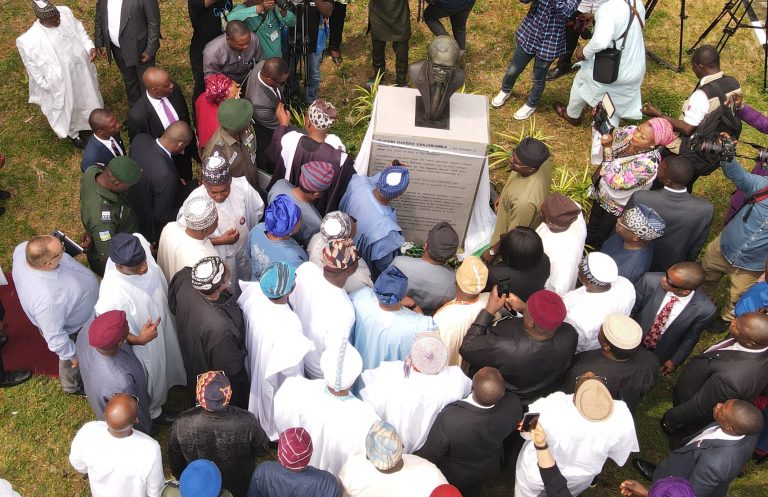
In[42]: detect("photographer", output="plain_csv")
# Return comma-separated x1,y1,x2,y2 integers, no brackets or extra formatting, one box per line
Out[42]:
585,117,674,250
285,0,333,104
228,0,297,59
700,143,768,331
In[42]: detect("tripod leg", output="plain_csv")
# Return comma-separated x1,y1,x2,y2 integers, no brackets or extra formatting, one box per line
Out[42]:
689,2,734,53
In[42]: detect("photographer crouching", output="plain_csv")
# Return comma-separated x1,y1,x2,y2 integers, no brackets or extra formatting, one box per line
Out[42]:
229,0,298,60
585,109,675,250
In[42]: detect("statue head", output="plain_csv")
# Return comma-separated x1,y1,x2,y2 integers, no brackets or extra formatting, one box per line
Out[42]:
427,36,461,85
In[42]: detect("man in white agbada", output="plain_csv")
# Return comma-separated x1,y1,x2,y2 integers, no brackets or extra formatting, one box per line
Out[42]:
563,252,635,352
290,239,359,378
359,334,472,453
307,211,374,294
238,261,314,441
178,154,264,295
273,337,380,475
16,0,103,147
158,195,219,284
553,0,646,127
536,194,587,296
433,256,490,367
514,375,639,497
338,420,448,497
94,233,186,422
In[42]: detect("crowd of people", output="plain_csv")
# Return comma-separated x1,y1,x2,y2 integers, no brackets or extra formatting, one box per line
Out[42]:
2,0,768,496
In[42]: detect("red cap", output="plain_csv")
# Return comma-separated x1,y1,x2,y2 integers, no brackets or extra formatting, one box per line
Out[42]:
88,310,129,349
527,290,566,332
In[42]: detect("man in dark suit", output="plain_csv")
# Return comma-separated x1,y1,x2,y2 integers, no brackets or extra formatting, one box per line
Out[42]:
460,289,577,405
128,122,195,245
243,57,289,166
81,109,125,173
416,367,522,497
631,399,762,497
127,67,199,181
661,311,768,447
632,262,717,376
626,156,714,272
94,0,161,106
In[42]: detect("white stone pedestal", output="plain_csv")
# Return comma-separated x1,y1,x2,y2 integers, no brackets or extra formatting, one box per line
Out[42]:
369,85,490,246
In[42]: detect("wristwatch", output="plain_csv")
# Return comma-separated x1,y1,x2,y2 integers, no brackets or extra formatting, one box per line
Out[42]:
488,248,496,257
534,443,549,451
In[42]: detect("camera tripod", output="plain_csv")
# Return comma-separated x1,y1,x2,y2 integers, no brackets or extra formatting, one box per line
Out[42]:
644,0,686,72
284,0,311,105
688,0,768,92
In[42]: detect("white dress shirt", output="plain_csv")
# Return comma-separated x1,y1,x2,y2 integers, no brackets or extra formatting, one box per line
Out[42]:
107,0,122,47
686,425,744,446
146,92,179,129
653,290,695,337
94,134,124,157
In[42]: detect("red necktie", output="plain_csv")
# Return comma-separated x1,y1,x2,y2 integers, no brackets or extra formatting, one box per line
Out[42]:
643,296,679,350
160,98,178,124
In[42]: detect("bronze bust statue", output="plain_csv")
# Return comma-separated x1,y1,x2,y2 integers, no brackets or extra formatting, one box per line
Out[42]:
408,36,466,129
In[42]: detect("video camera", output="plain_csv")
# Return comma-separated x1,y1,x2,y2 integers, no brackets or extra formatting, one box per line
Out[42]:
275,0,305,11
696,135,737,163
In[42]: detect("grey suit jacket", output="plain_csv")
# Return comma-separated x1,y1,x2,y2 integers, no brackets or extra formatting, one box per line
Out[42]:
653,424,757,497
244,60,281,130
632,272,717,366
95,0,161,67
626,188,714,272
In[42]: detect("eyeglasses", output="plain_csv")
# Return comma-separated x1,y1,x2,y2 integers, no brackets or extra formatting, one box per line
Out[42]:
665,270,687,291
575,374,608,390
43,241,65,266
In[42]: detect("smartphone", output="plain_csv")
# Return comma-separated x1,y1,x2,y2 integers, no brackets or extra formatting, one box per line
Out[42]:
520,412,540,432
497,278,512,297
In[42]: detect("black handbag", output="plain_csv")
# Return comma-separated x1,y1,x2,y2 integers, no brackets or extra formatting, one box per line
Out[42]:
592,0,642,84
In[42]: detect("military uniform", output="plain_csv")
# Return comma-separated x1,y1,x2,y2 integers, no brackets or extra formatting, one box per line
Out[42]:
79,165,140,276
202,126,260,192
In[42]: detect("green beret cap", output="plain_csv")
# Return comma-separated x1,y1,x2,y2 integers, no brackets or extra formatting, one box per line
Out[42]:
107,156,141,185
217,99,253,131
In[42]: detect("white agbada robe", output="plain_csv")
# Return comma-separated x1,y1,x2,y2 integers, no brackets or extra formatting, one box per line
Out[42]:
289,262,356,378
178,177,264,292
536,213,587,296
16,7,103,139
157,222,218,284
563,276,636,353
338,454,448,497
514,392,638,497
307,232,374,294
273,376,380,475
568,0,646,121
94,234,187,419
433,294,490,368
237,280,314,441
359,361,472,453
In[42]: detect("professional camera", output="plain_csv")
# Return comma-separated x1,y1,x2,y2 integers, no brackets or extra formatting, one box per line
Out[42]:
592,102,614,136
696,135,737,162
275,0,304,10
753,146,768,170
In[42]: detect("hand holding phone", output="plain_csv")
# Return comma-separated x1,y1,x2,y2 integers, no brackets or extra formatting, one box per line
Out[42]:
497,278,512,298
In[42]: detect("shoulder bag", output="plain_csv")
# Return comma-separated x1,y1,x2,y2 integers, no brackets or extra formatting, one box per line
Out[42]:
592,0,643,84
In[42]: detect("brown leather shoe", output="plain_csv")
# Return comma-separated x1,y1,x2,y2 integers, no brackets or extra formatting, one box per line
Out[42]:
553,102,582,126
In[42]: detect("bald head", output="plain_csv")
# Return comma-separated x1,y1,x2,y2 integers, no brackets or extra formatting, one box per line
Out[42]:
472,367,505,406
669,262,705,289
226,20,249,38
734,312,768,348
143,67,174,99
160,121,194,153
104,394,138,434
25,235,61,268
262,57,290,81
726,399,763,436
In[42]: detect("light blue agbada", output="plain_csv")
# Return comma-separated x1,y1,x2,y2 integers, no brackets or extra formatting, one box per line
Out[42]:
247,222,308,280
349,286,436,371
339,173,404,275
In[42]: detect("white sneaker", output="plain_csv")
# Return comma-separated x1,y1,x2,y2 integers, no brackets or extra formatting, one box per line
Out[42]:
514,103,536,120
491,91,511,108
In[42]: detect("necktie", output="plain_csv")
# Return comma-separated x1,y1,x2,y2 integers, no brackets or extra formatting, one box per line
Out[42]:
704,337,736,354
110,137,122,156
642,296,679,350
160,98,178,125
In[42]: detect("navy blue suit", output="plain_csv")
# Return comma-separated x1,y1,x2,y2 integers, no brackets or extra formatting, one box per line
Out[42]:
80,134,125,172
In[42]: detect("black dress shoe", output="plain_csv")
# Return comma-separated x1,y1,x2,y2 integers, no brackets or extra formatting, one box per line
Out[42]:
152,409,179,426
0,369,33,388
546,65,572,81
0,189,10,201
632,458,656,481
69,135,87,149
707,317,731,333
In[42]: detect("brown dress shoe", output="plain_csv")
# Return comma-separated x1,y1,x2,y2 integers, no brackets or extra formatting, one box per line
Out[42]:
553,102,582,126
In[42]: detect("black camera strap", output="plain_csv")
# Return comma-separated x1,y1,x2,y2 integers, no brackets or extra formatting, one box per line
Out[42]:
741,184,768,222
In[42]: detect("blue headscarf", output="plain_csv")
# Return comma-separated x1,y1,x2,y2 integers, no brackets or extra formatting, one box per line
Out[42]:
265,194,301,237
374,265,408,305
260,262,296,299
376,163,410,198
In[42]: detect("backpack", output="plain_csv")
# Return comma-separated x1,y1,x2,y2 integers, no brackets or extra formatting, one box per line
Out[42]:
679,76,742,177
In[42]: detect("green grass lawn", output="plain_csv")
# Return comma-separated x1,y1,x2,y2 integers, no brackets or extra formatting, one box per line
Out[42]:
1,0,767,495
